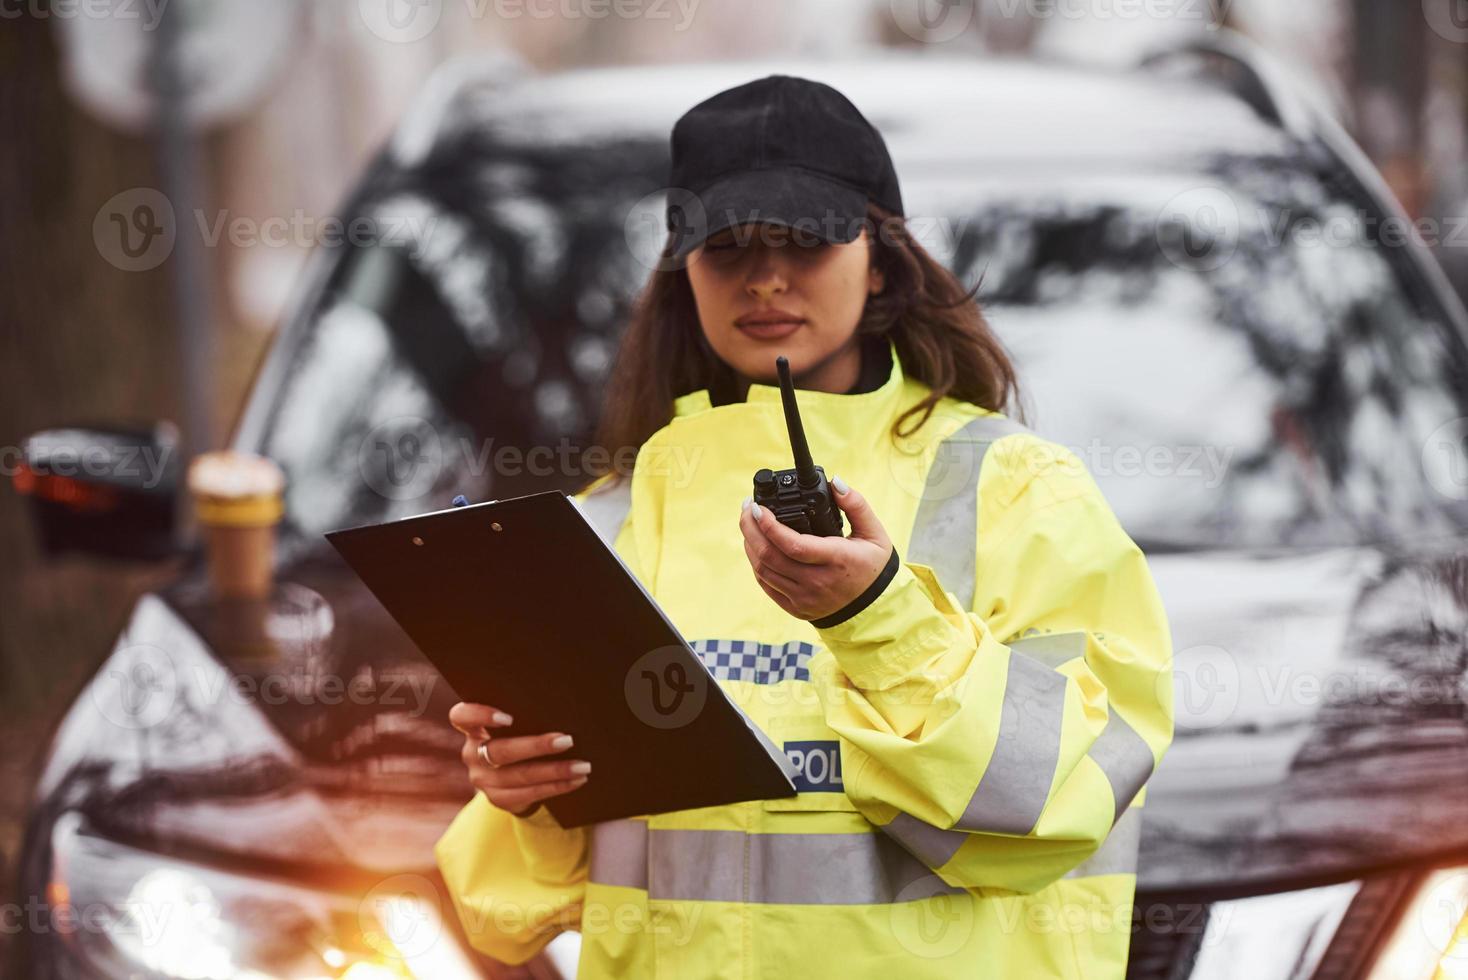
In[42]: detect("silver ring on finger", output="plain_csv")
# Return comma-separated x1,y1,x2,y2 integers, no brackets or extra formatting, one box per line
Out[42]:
477,738,498,769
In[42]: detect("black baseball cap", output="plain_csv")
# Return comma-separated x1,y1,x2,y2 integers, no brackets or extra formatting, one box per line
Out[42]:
665,75,904,262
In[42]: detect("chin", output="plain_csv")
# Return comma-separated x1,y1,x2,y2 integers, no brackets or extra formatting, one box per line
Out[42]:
714,345,767,379
738,352,787,380
725,333,814,377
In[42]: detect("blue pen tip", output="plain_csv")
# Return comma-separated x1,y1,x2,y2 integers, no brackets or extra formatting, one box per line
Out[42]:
451,494,469,507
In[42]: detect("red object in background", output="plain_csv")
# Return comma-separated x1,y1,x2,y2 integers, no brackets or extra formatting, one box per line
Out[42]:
12,425,182,561
12,462,121,513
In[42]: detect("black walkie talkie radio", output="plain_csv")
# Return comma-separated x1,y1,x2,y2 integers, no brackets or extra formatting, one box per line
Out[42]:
752,356,846,538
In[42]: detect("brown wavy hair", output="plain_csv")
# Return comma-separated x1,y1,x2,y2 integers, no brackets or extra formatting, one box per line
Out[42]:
580,202,1023,488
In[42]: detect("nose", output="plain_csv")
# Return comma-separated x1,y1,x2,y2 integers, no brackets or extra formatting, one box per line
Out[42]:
744,244,788,301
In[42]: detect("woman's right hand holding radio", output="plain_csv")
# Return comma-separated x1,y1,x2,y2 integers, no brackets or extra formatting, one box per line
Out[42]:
449,701,590,817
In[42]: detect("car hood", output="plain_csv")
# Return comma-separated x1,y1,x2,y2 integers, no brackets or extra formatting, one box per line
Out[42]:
34,548,472,877
1140,532,1468,892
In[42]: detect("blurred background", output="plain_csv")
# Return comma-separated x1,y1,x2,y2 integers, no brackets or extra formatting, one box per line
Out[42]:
4,0,1468,974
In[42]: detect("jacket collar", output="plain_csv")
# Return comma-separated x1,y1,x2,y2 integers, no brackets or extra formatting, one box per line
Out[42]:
672,336,907,419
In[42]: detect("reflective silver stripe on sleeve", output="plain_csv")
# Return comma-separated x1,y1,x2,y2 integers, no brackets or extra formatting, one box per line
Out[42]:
1064,805,1141,879
879,650,1068,863
576,476,633,548
1007,630,1088,669
595,825,966,905
589,818,648,890
880,810,968,871
888,802,1144,883
886,683,1151,863
1088,712,1156,826
907,412,1030,611
954,651,1068,836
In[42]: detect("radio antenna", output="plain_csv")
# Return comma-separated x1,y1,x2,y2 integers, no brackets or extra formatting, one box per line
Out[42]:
775,356,819,488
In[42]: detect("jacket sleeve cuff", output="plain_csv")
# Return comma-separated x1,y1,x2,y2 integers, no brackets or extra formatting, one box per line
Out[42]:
513,802,563,829
811,546,902,628
811,558,974,690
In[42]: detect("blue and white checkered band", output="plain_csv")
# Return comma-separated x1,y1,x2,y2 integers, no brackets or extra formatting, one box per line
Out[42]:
688,639,816,684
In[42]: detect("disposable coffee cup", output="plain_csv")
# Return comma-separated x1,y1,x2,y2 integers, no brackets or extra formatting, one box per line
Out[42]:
187,451,285,600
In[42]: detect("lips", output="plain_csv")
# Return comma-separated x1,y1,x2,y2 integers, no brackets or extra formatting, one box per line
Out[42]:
736,310,806,339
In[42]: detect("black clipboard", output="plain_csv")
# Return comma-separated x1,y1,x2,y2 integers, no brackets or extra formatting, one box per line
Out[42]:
325,490,797,827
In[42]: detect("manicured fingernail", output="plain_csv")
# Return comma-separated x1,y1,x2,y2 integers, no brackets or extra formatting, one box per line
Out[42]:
569,760,592,774
493,711,513,726
750,501,762,519
550,734,574,750
832,475,850,495
742,496,752,512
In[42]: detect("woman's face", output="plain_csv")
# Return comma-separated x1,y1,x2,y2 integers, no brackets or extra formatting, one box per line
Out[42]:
686,221,884,391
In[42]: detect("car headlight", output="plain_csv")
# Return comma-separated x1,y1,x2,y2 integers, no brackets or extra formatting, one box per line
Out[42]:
1179,862,1468,980
47,811,480,979
1186,879,1362,980
1367,864,1468,978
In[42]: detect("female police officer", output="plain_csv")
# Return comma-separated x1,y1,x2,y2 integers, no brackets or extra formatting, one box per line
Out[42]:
435,74,1173,979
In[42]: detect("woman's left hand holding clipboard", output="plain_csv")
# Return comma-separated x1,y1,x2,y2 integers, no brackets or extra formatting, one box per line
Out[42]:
448,702,593,818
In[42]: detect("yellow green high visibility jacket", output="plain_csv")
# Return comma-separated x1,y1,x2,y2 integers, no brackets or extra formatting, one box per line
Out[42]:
435,337,1173,979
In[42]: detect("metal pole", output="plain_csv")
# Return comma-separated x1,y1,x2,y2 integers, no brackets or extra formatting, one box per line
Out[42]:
148,0,215,542
147,0,215,539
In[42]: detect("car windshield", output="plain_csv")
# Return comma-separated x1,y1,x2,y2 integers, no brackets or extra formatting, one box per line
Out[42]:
949,160,1468,552
246,142,1468,554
